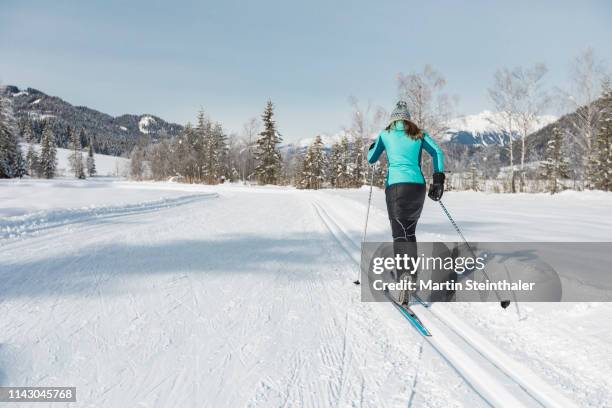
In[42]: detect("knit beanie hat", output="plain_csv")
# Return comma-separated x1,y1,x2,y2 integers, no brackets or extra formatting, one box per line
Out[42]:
389,101,411,125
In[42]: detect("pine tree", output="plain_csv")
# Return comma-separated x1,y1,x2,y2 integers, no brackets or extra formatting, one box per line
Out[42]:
540,127,571,194
21,121,39,177
79,128,88,150
591,90,612,191
25,143,39,176
212,123,228,181
0,91,25,178
372,157,388,188
194,110,228,184
468,162,480,191
351,135,366,187
298,135,326,189
69,128,86,179
39,126,57,179
328,141,342,188
173,123,197,182
195,111,210,182
336,136,351,188
254,100,283,185
22,122,35,143
87,141,97,177
15,152,26,178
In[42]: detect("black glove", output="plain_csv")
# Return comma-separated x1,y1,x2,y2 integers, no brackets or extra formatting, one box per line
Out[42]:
428,172,445,201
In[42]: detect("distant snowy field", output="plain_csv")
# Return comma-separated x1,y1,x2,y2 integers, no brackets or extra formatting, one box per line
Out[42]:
1,180,611,406
21,143,130,177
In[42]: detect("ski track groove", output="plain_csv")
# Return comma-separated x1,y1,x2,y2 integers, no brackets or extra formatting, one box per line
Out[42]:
312,197,579,408
313,199,500,407
311,200,445,407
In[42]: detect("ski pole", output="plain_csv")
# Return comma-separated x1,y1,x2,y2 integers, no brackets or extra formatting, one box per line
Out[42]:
355,166,375,285
438,200,511,309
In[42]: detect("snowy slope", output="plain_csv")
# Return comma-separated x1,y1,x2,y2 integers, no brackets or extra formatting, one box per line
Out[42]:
0,181,610,406
138,115,156,134
21,143,130,177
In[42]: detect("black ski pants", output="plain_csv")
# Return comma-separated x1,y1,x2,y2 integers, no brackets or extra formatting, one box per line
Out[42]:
385,183,426,283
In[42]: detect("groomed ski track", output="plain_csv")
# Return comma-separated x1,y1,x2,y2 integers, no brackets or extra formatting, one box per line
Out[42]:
311,196,577,408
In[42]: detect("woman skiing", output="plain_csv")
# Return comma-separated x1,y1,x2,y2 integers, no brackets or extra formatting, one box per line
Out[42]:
367,101,445,303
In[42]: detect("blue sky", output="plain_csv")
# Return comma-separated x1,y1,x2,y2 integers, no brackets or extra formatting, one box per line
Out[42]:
1,0,610,141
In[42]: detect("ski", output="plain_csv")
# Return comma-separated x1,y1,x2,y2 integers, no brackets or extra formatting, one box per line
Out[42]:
383,290,431,337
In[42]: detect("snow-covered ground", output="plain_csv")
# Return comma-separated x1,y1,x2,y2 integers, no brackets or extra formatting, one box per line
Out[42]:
0,180,611,407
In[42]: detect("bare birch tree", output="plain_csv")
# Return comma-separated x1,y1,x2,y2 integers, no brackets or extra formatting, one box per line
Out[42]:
345,97,386,186
561,49,608,188
397,65,454,136
513,63,550,191
241,117,260,183
488,68,521,192
397,65,455,179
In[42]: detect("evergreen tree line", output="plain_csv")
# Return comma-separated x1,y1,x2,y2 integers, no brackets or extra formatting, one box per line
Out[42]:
132,99,380,190
295,134,383,190
132,100,287,185
0,91,25,178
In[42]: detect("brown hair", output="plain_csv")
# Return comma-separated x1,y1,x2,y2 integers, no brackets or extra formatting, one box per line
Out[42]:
385,120,424,140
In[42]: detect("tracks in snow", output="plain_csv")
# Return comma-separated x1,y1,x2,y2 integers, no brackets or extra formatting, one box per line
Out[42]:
311,199,577,408
0,193,218,241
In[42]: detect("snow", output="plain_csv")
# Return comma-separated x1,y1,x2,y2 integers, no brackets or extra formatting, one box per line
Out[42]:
119,126,127,131
11,90,29,97
293,112,557,147
0,182,610,406
139,115,156,134
291,130,352,149
442,110,557,142
31,98,42,104
21,143,129,177
27,112,55,120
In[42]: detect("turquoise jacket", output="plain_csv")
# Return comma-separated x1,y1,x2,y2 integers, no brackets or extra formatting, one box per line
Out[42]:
367,122,445,187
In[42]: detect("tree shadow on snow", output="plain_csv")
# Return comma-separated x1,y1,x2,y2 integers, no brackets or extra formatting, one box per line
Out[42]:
0,233,346,300
418,220,501,237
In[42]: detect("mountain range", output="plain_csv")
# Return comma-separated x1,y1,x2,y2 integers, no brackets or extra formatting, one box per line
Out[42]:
286,111,557,152
1,86,183,156
3,85,558,158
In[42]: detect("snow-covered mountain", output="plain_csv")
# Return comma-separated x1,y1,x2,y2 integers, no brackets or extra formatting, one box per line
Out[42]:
285,111,556,152
2,86,183,156
442,110,556,146
291,131,351,149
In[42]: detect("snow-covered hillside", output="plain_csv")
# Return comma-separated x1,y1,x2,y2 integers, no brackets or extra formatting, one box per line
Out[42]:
138,115,156,134
0,180,610,406
22,143,130,177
